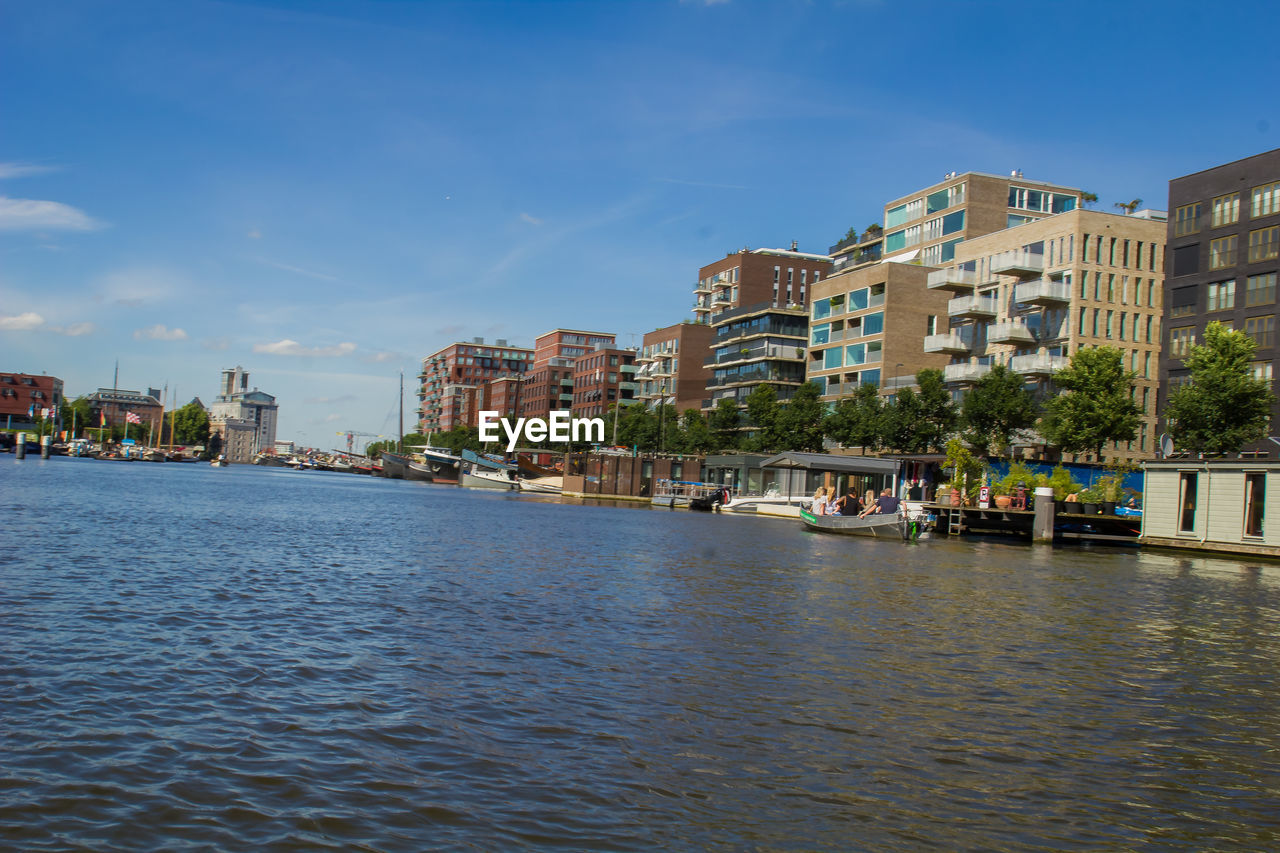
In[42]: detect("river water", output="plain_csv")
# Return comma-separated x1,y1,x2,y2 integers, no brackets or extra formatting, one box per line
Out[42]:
2,455,1279,851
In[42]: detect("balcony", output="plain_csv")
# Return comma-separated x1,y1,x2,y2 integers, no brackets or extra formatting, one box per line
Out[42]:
987,320,1037,345
694,282,712,294
926,268,980,292
947,294,999,320
558,393,574,403
923,332,972,355
560,378,574,387
990,250,1044,279
1010,353,1068,376
711,294,732,307
943,362,992,384
1014,279,1072,305
618,381,639,392
620,363,638,374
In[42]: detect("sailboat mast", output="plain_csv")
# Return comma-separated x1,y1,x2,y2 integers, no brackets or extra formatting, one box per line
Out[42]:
398,370,404,453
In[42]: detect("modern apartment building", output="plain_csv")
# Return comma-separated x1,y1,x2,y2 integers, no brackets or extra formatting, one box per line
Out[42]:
806,262,953,400
207,366,278,462
705,303,809,409
692,245,832,323
521,329,616,421
570,347,637,419
418,338,532,433
634,322,714,413
0,372,63,425
1162,148,1280,456
929,208,1167,463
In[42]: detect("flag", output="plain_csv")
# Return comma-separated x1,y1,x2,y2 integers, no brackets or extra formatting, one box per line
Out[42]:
100,411,106,427
126,411,142,425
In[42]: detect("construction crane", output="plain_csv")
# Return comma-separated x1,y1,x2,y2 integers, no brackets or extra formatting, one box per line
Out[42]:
335,430,383,456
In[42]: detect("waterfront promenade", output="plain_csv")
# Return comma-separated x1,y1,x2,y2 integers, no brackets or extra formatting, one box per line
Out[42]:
3,455,1279,850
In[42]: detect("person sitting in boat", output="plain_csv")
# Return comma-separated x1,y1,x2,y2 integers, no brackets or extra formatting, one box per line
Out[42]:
859,488,901,518
907,480,923,501
832,491,861,516
810,486,828,515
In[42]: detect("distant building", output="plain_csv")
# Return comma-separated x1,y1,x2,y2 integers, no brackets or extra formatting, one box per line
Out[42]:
207,366,278,463
521,329,616,421
934,207,1167,463
706,302,809,410
692,245,831,324
0,372,63,427
418,338,533,434
635,322,714,413
1161,148,1280,457
571,346,636,420
86,386,162,436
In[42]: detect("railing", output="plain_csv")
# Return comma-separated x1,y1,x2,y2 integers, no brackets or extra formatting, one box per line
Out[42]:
926,268,980,290
947,294,999,317
943,363,992,383
990,250,1044,277
1014,279,1071,303
1010,353,1068,375
923,332,971,353
988,320,1037,344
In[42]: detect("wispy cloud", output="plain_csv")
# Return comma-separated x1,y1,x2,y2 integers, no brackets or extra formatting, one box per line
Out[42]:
0,163,59,180
0,196,102,231
0,311,45,330
97,267,183,307
254,339,357,357
51,322,94,336
247,228,262,239
520,212,544,226
133,324,189,341
257,258,338,281
361,350,402,364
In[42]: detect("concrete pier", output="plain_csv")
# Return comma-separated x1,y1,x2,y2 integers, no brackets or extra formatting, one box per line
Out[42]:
40,435,51,459
1032,487,1055,543
14,432,26,459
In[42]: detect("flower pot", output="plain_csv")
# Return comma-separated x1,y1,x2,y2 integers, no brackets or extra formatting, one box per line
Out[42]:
994,494,1013,509
1081,502,1100,516
1102,501,1117,515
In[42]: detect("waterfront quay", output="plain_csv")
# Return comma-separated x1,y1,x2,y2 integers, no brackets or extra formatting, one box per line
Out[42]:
3,454,1280,850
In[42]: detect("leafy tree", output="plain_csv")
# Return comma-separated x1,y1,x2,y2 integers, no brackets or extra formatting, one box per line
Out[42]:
961,364,1038,458
654,403,679,452
62,396,94,437
708,398,742,450
1080,191,1098,208
678,408,715,455
170,402,211,447
434,425,483,456
915,368,957,452
823,382,883,454
1040,346,1141,461
1164,321,1273,454
881,387,928,454
203,431,223,461
743,384,782,452
775,381,826,452
614,403,657,451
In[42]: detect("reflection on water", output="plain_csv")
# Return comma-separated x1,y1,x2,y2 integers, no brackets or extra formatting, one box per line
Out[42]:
2,456,1279,850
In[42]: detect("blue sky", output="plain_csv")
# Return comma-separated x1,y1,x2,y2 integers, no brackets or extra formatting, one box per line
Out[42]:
2,0,1277,445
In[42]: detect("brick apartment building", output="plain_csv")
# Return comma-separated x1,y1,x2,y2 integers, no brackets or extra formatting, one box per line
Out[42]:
634,322,713,413
520,329,615,421
0,372,63,427
418,338,532,433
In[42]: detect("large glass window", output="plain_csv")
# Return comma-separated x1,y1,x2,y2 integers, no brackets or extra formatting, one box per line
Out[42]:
1244,473,1266,538
1211,192,1240,227
1209,235,1238,270
862,312,884,336
1253,181,1280,218
1051,193,1077,213
811,324,830,345
884,229,907,252
1179,472,1198,533
845,343,865,365
1207,279,1236,311
813,298,832,320
1169,326,1196,359
1247,272,1277,307
1174,202,1202,236
1245,315,1276,348
1248,226,1278,262
926,188,951,213
823,347,843,369
848,288,869,311
868,284,886,309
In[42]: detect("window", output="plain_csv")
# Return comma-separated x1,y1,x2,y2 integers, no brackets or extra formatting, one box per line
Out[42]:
1172,243,1200,276
1245,315,1275,347
1179,472,1198,533
1211,192,1240,227
1250,361,1273,383
1244,473,1265,538
1209,235,1238,269
823,347,843,369
848,288,869,310
1252,181,1280,218
862,312,884,336
1169,326,1196,358
868,284,886,308
813,298,832,320
1248,226,1278,262
1207,279,1236,311
1247,272,1277,306
1174,202,1201,236
811,324,830,345
926,315,938,337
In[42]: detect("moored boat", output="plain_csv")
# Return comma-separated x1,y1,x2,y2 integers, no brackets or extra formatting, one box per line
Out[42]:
799,508,907,537
518,476,563,494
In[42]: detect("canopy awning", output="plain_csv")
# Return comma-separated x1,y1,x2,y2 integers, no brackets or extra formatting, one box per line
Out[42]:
759,451,899,475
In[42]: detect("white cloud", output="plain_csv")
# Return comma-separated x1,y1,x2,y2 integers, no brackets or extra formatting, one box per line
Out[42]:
254,339,357,357
50,322,95,336
362,350,401,363
323,413,343,423
520,212,544,226
0,163,58,180
202,337,231,351
0,311,45,330
0,196,102,231
133,324,189,341
97,267,183,306
247,228,262,239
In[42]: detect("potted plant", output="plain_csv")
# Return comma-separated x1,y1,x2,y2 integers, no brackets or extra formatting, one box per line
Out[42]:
1096,473,1123,515
1078,486,1104,515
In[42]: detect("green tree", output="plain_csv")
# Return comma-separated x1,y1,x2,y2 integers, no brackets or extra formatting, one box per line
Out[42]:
743,384,782,452
881,386,928,454
708,398,742,450
915,368,957,452
823,382,883,454
961,364,1038,457
170,402,211,447
613,403,656,450
434,425,483,456
1165,321,1273,454
677,409,715,455
1040,346,1141,460
775,381,826,452
62,396,94,437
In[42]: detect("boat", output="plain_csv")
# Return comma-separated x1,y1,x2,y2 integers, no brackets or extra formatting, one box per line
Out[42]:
799,508,908,537
379,450,416,480
518,475,563,494
211,454,228,467
718,487,813,517
415,447,461,483
252,452,290,467
651,479,730,509
461,466,518,490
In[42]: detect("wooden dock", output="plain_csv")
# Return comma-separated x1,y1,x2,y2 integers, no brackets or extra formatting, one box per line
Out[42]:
927,503,1141,544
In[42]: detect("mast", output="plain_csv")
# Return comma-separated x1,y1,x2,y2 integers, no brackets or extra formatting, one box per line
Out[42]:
398,370,404,453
